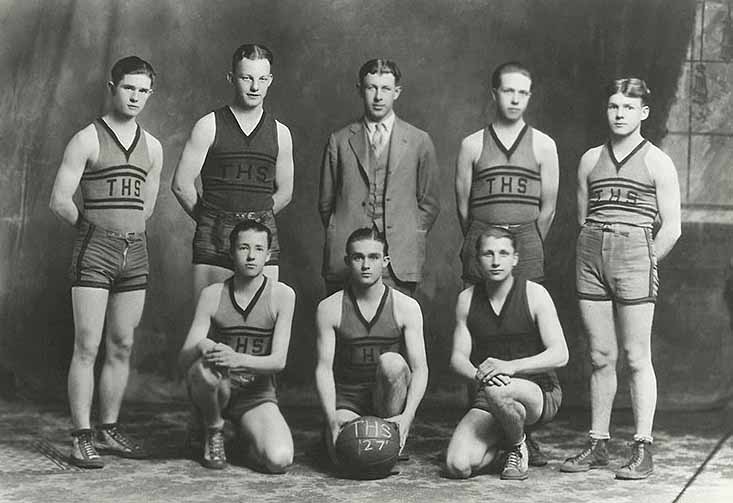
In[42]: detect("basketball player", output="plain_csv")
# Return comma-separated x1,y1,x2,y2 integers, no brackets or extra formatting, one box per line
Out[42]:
172,43,294,298
49,56,163,468
455,61,559,464
562,78,681,479
445,227,567,480
178,220,295,471
315,228,428,464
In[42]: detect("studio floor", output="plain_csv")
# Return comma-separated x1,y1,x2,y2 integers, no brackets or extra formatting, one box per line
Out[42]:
0,397,731,503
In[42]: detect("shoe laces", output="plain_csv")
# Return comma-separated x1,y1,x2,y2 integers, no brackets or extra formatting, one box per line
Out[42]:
569,442,595,462
505,444,524,470
623,441,647,469
77,431,98,458
104,425,139,451
206,429,225,460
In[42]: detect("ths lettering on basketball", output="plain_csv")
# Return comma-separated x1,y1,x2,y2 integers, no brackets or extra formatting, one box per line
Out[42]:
219,163,271,183
590,188,640,205
483,176,529,194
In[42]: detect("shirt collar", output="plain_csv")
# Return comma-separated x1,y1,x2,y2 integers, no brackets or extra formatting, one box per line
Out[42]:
364,111,396,136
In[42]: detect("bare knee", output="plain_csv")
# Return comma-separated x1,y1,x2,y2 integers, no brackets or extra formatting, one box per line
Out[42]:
445,451,472,479
106,334,134,362
589,348,617,372
376,352,409,383
73,330,101,366
187,359,222,392
625,345,653,373
261,444,293,474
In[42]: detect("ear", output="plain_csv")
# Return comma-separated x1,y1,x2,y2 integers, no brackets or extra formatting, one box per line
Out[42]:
512,251,519,267
490,88,498,103
226,72,234,85
265,249,272,263
107,81,116,94
383,254,391,266
640,104,650,121
344,254,350,266
393,85,402,101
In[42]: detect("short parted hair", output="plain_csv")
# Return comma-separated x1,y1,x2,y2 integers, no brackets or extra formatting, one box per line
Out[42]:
475,226,518,254
490,61,532,90
606,77,651,105
231,44,273,71
229,219,272,251
345,227,388,255
110,56,156,86
358,59,401,86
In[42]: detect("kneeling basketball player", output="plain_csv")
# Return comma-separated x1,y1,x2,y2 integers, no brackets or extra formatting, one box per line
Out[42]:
315,228,428,466
178,220,295,472
445,226,568,480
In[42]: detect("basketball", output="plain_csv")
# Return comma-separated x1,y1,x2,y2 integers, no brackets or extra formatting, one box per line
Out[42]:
334,416,400,479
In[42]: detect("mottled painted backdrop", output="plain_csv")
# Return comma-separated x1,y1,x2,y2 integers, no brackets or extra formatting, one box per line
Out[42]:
3,0,729,410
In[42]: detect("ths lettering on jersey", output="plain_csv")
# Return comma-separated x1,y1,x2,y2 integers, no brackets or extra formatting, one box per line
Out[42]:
202,152,276,195
82,164,147,211
212,326,273,355
470,165,540,209
587,177,657,220
345,340,401,367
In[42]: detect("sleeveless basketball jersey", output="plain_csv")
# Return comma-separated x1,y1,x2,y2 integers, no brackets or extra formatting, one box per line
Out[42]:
467,279,558,391
470,124,541,224
200,107,279,212
334,286,404,385
80,119,152,233
209,276,276,386
586,140,658,228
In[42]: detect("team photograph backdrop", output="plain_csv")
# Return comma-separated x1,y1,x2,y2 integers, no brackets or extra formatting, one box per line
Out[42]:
2,0,730,410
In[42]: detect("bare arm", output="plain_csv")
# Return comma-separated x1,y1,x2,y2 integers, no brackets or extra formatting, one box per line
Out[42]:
318,134,337,228
49,126,98,226
142,133,163,220
535,132,559,240
177,284,220,374
171,113,215,219
511,282,568,374
272,121,294,214
449,288,478,382
650,149,682,261
314,296,339,426
394,295,428,421
576,148,600,227
455,134,479,236
416,133,441,231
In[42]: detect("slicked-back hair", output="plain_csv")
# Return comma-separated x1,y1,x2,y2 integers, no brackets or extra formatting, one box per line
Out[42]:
490,61,532,90
231,44,274,71
229,219,272,252
345,227,388,256
475,226,518,254
358,59,401,86
110,56,156,86
606,77,651,105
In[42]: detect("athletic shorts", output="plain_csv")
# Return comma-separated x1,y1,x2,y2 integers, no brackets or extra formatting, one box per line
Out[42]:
69,217,148,292
223,374,278,422
335,382,375,416
192,202,279,269
470,378,562,425
461,220,544,283
576,222,658,304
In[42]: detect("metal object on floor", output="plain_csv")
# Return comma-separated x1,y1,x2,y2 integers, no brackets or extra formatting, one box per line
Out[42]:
0,439,82,474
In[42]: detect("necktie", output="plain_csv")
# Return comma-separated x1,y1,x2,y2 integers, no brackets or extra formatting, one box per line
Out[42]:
372,122,386,157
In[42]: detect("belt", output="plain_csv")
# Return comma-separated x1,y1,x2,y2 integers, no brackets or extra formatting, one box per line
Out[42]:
584,221,644,236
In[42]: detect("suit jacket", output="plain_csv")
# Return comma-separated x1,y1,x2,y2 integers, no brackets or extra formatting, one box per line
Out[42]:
319,116,441,282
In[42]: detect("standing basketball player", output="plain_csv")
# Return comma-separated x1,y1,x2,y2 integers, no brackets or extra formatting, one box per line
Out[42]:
49,56,163,468
455,61,559,464
315,228,428,464
561,78,681,479
172,43,294,297
178,220,295,471
445,227,567,480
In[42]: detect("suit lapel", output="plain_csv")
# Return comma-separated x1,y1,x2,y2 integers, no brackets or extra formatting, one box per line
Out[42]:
348,122,370,183
387,117,408,178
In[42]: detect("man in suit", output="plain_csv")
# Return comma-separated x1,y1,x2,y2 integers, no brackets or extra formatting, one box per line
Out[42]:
318,59,441,296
